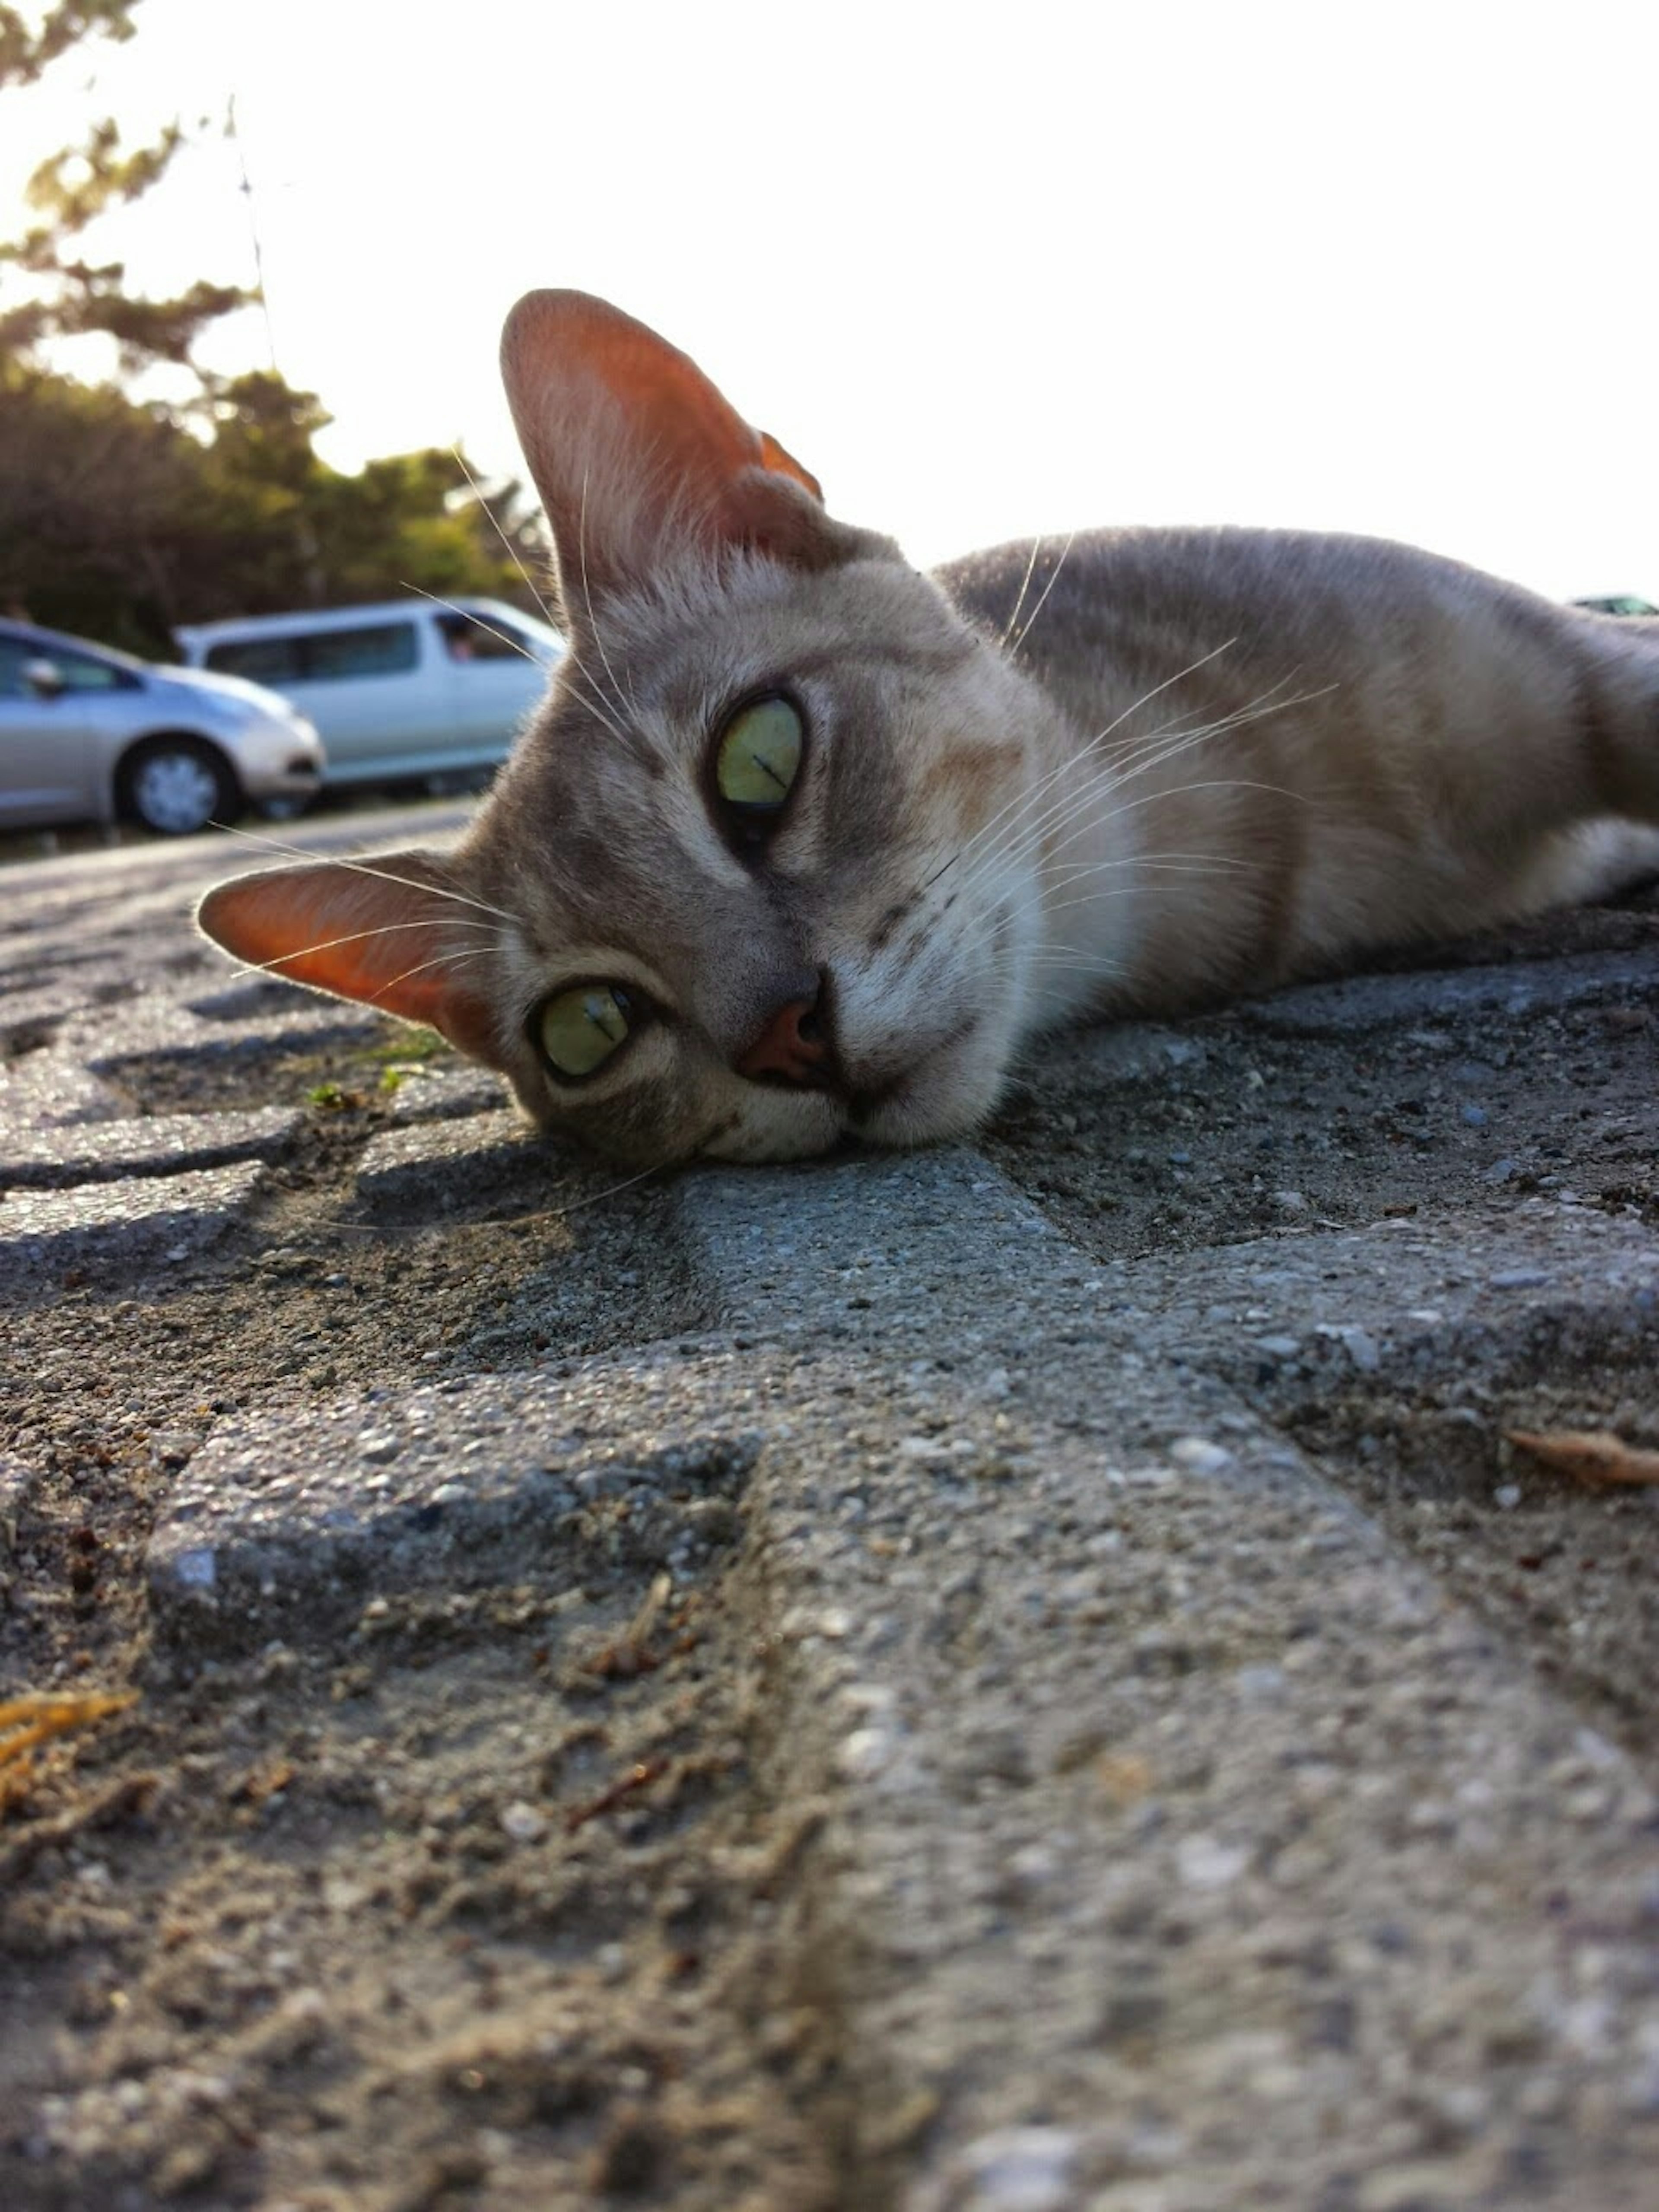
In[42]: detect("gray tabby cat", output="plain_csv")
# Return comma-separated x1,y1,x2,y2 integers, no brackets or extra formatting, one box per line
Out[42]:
197,290,1659,1164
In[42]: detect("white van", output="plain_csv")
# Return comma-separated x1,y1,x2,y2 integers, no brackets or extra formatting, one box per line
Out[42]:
174,598,563,790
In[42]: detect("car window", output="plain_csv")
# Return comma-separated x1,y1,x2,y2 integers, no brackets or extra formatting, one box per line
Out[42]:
305,623,420,680
0,635,131,696
0,639,38,698
439,611,535,663
203,624,421,683
205,636,307,683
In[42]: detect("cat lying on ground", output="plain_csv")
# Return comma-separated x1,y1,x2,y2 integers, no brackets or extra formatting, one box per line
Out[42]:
197,290,1659,1165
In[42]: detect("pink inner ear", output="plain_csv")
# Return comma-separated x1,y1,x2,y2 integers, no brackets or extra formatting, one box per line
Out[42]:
758,431,823,503
197,863,503,1067
500,290,829,598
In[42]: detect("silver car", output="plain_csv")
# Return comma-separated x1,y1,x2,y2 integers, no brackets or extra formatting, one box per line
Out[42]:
0,618,325,836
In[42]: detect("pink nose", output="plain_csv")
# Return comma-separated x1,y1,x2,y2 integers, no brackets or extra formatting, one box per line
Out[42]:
735,996,829,1085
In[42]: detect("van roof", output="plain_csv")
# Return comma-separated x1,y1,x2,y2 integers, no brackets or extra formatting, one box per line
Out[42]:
174,596,545,646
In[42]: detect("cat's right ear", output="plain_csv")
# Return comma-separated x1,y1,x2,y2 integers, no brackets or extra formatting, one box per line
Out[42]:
500,289,881,619
196,853,504,1067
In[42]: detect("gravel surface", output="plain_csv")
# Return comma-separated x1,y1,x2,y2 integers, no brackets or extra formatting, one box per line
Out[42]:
1,822,1656,2211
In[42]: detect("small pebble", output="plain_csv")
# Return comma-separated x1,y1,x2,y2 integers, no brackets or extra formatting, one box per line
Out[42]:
500,1801,547,1844
952,2125,1081,2212
1315,1323,1382,1372
1169,1436,1233,1475
1176,1834,1250,1889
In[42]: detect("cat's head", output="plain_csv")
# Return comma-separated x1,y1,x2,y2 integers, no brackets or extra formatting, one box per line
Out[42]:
197,291,1050,1164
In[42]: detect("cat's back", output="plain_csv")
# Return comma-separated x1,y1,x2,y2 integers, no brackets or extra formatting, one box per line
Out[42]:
932,523,1573,685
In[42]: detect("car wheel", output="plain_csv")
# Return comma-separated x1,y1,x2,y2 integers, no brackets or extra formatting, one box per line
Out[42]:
118,738,241,836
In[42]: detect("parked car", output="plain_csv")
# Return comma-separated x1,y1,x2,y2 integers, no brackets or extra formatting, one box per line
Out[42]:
1571,594,1659,617
173,598,564,791
0,618,325,837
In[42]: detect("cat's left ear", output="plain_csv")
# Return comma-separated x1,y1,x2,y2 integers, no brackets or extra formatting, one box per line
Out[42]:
500,289,887,615
196,853,505,1067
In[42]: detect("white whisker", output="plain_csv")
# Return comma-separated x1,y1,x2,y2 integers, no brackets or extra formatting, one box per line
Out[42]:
448,442,563,634
576,467,639,725
989,671,1324,880
399,582,540,664
930,638,1243,896
1008,528,1077,657
998,535,1046,652
211,824,517,925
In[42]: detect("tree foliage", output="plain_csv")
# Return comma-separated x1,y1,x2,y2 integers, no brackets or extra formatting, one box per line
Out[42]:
0,1,138,90
0,3,253,368
2,0,553,654
0,363,548,653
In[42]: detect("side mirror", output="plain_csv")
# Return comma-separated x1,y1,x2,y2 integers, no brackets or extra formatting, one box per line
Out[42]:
22,658,65,701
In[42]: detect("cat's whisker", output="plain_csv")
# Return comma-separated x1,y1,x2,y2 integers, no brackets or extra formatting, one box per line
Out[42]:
1042,855,1257,891
575,467,641,727
555,653,641,753
971,758,1310,931
1041,876,1256,925
271,917,502,956
929,639,1243,894
398,582,539,664
998,534,1046,652
1008,528,1077,657
210,825,518,927
448,442,563,635
214,925,502,1003
983,680,1334,890
982,721,1237,882
946,700,1252,904
363,945,498,1003
516,1156,675,1222
988,669,1321,874
321,1149,681,1240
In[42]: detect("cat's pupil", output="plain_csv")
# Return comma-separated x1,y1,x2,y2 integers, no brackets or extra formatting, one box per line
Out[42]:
533,983,632,1080
713,694,804,816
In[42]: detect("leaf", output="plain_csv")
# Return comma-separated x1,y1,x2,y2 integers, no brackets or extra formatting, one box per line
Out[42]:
1504,1428,1659,1488
0,1690,137,1814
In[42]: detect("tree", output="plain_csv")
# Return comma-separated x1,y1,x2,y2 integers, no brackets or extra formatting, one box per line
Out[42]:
0,1,555,651
0,358,206,648
0,2,253,372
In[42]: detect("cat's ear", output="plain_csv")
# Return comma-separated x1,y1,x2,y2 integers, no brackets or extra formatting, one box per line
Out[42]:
196,853,505,1066
500,289,880,613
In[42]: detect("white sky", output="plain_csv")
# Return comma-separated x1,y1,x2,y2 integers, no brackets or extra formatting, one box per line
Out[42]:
5,0,1656,595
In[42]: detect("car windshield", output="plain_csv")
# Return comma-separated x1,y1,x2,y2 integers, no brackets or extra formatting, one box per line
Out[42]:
449,604,563,657
9,626,150,676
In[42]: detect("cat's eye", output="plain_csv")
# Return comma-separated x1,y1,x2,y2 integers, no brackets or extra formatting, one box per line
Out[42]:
713,694,804,816
532,983,634,1080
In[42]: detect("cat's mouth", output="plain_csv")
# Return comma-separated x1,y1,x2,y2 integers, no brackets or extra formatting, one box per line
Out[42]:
842,1012,989,1147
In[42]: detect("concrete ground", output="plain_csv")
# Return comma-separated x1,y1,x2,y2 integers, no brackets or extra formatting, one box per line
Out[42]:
0,811,1656,2211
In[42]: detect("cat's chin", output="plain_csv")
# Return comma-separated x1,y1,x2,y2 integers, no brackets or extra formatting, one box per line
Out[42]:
696,1091,848,1164
847,1012,1010,1153
693,1043,1004,1164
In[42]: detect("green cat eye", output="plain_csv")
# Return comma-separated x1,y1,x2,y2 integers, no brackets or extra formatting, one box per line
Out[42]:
714,694,804,813
534,984,633,1079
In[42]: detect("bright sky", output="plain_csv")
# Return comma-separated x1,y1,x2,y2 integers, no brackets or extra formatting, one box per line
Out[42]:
6,0,1656,596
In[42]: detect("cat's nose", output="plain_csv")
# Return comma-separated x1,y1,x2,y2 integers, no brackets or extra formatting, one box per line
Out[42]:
735,987,832,1087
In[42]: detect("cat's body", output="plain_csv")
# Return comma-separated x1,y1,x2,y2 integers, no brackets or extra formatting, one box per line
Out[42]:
197,292,1659,1165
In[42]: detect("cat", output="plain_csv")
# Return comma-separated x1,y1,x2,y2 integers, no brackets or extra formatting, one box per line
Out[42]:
196,289,1659,1166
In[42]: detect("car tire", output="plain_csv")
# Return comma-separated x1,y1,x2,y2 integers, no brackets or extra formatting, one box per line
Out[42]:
117,737,242,836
